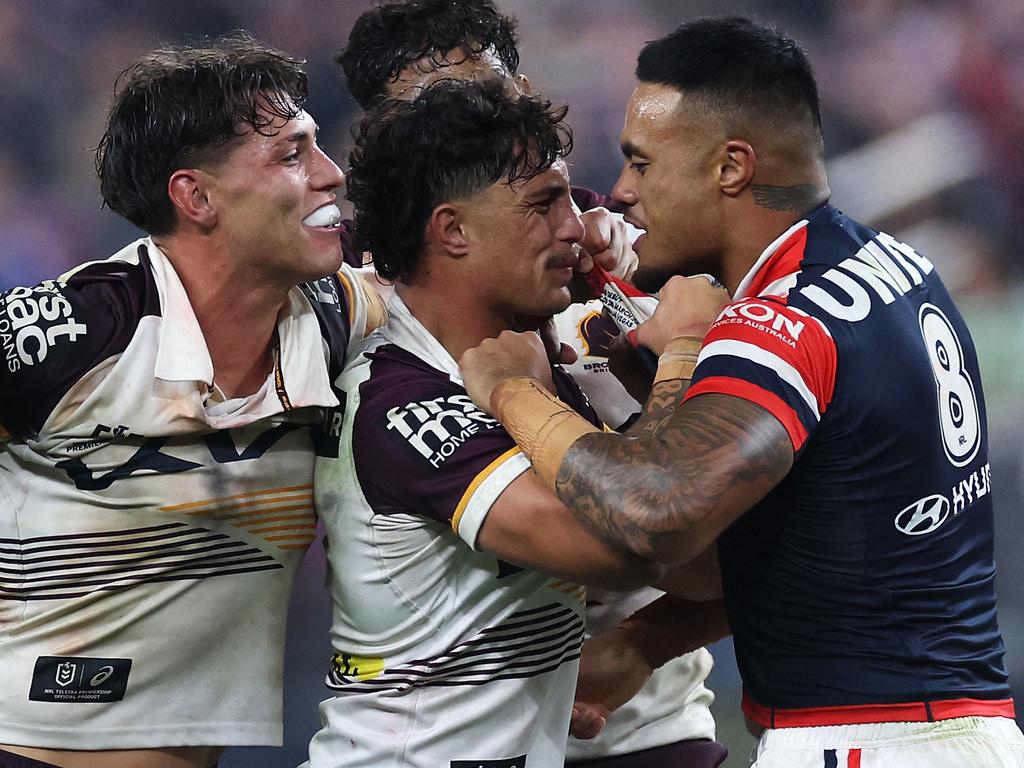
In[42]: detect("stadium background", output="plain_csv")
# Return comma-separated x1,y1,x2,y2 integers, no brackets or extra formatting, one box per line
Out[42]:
0,1,1021,765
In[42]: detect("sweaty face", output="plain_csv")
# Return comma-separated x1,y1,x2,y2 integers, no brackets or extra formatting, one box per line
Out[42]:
459,160,584,321
205,102,345,287
612,83,725,291
387,47,523,100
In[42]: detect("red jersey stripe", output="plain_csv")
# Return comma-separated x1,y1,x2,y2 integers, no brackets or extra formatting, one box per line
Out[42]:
743,691,1016,728
684,377,809,450
746,224,809,301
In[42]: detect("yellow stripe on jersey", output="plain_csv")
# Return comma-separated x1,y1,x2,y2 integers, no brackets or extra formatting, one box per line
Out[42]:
336,269,389,336
357,274,389,334
450,447,523,534
547,579,586,604
265,532,316,543
218,498,315,519
160,485,316,549
335,269,358,327
160,484,313,513
246,521,317,534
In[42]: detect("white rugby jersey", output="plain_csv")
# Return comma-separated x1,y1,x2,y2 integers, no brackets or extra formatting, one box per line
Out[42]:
556,302,717,760
0,239,369,748
308,295,595,768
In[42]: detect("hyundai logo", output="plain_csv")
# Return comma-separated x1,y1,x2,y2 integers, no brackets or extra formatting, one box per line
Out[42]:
894,494,950,536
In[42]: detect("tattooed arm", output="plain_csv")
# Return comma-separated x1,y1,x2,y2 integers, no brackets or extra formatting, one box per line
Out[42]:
557,393,792,564
459,274,790,565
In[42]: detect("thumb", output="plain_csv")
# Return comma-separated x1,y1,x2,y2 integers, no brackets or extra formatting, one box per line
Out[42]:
558,342,578,366
574,250,595,275
570,703,610,740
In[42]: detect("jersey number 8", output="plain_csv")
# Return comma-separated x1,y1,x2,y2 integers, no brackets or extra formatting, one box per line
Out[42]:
919,303,980,468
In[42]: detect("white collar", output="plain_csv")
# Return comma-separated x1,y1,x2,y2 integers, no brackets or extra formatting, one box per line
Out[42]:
139,239,337,416
380,293,464,385
732,218,810,300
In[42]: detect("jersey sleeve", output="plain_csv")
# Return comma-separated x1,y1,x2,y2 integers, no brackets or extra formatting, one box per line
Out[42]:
350,352,604,550
0,256,160,439
682,298,837,452
350,355,529,549
334,263,388,349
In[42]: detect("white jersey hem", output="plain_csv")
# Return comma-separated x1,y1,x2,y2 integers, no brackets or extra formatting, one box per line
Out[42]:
0,721,283,749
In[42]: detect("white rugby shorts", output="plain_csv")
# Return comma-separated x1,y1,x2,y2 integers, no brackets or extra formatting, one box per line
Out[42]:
750,716,1024,767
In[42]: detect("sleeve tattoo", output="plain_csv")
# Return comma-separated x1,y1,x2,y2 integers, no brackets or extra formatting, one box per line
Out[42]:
555,393,793,563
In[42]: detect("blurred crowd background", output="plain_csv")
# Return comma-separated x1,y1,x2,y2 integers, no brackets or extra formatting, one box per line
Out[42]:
1,1,1021,765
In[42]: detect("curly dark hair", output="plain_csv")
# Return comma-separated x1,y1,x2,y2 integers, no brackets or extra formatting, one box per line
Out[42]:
346,78,572,282
95,31,308,235
338,0,519,109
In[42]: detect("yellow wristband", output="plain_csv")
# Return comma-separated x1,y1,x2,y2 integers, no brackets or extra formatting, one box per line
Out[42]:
490,377,600,489
654,336,704,385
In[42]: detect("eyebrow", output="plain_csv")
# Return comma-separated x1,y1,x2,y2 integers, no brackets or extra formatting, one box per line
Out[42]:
524,179,569,202
277,126,319,146
620,140,647,159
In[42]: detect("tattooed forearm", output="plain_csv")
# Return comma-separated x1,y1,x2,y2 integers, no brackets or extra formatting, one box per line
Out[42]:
627,378,689,438
750,183,821,212
555,394,793,564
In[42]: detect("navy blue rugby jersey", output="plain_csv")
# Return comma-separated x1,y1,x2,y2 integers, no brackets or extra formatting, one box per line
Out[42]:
683,204,1011,726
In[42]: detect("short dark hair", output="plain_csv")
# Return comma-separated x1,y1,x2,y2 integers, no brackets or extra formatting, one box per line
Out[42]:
347,78,572,282
338,0,519,109
637,16,822,130
96,31,309,235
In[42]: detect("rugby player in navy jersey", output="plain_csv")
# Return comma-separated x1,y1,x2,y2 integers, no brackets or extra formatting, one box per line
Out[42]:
460,16,1024,768
0,33,382,768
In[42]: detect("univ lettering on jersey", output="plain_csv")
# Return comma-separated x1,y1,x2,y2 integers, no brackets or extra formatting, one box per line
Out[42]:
798,232,935,322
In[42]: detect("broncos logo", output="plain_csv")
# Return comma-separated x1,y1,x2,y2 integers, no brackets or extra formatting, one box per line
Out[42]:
576,309,621,358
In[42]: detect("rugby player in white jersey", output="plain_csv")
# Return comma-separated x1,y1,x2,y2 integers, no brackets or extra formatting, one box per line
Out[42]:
305,77,684,767
0,33,382,768
334,4,729,765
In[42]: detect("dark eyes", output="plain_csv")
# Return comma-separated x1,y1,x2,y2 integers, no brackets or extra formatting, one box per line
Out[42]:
629,161,649,175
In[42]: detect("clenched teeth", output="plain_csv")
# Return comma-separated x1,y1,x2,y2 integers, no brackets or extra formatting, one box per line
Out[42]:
303,204,342,228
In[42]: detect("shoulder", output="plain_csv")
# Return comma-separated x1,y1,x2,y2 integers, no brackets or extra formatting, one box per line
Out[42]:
0,243,161,438
351,343,488,431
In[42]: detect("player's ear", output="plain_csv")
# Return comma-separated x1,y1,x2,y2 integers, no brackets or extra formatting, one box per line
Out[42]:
516,73,532,94
167,169,217,229
428,202,470,259
720,139,755,197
